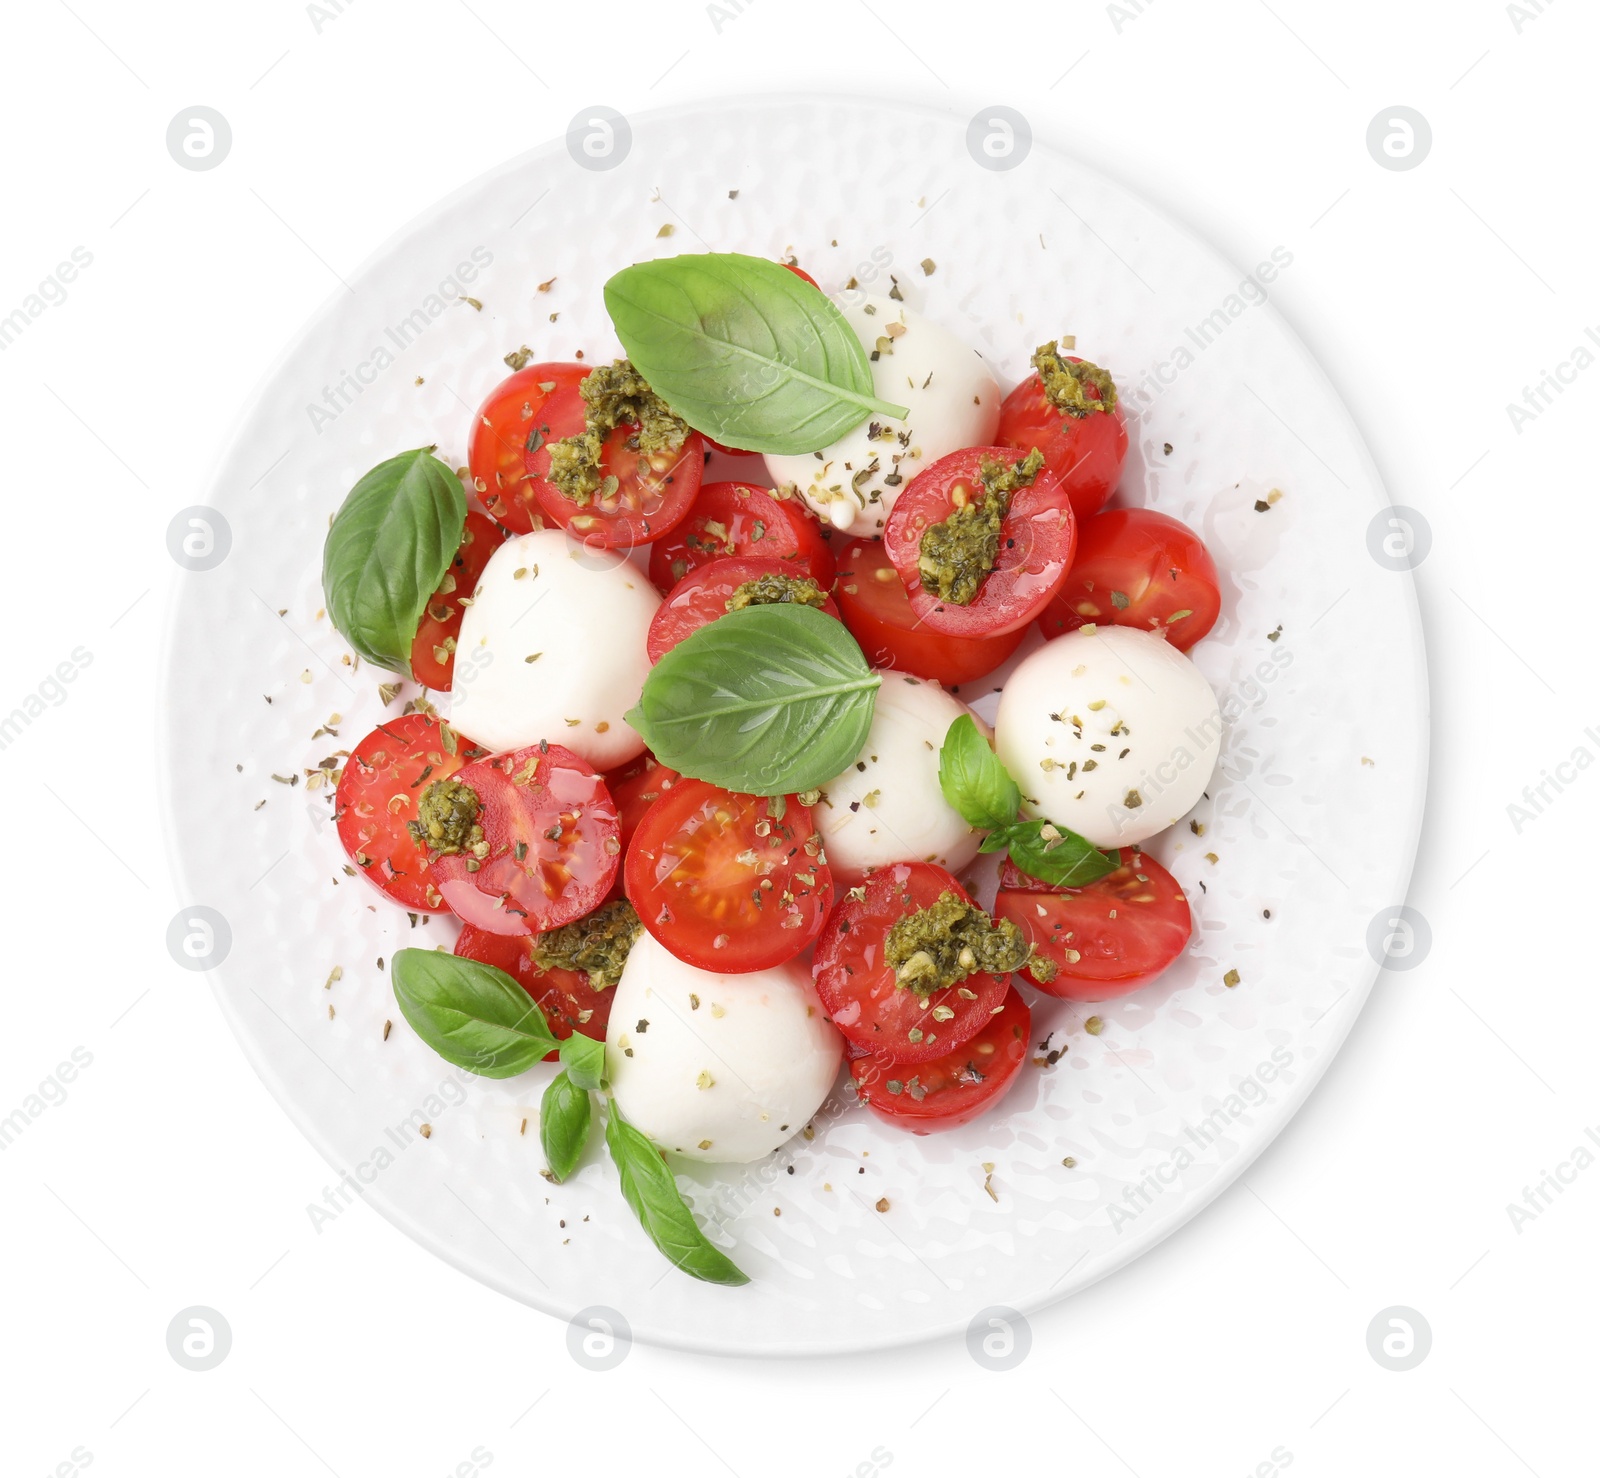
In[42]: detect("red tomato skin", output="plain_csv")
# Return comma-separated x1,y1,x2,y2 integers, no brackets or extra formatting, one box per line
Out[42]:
624,780,832,973
833,538,1024,686
408,512,507,689
851,987,1031,1132
334,714,483,911
454,926,615,1061
431,744,620,937
884,446,1077,638
812,862,1009,1065
995,850,1192,1000
647,481,835,592
601,753,681,902
996,364,1129,521
647,556,842,663
467,362,704,548
1037,507,1221,652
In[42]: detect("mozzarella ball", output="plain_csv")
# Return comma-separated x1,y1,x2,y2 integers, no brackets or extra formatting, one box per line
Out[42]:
994,627,1221,848
606,932,842,1164
816,671,982,878
450,528,658,769
763,294,1000,538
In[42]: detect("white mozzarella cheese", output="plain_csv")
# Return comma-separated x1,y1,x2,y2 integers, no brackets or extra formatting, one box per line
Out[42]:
449,528,658,769
993,627,1221,848
762,294,1000,538
815,671,983,878
605,932,842,1164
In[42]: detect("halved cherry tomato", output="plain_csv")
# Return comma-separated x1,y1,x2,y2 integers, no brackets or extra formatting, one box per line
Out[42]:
882,446,1076,638
431,743,620,936
625,781,832,972
602,752,681,902
334,714,485,911
408,512,507,689
647,481,835,592
833,537,1024,686
1037,507,1221,652
812,862,1009,1065
851,986,1031,1132
467,362,704,547
994,849,1191,1000
996,356,1128,520
454,925,616,1059
647,555,842,663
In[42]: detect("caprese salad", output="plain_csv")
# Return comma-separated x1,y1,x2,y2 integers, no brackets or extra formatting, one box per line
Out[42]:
316,251,1229,1285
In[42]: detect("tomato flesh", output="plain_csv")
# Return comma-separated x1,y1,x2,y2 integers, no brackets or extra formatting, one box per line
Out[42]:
408,512,506,689
624,780,832,972
647,481,835,592
602,752,681,902
833,537,1024,686
431,743,620,936
1037,507,1221,652
996,362,1129,520
994,850,1191,999
334,714,484,911
883,446,1076,638
851,986,1031,1131
647,555,842,663
454,925,615,1059
467,362,703,547
812,862,1009,1064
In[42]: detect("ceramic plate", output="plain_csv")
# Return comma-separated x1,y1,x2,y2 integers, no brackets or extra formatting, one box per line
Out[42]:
158,94,1427,1355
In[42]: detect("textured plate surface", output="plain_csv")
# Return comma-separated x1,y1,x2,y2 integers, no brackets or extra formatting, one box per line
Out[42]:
159,95,1427,1355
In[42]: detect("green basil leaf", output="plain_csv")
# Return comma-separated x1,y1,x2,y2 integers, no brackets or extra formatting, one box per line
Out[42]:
559,1031,606,1093
604,1102,749,1287
1004,821,1119,889
626,604,880,795
603,253,909,454
938,714,1021,832
540,1071,592,1183
322,448,465,677
390,949,558,1077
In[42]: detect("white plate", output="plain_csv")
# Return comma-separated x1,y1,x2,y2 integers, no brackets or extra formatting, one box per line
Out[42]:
158,95,1427,1355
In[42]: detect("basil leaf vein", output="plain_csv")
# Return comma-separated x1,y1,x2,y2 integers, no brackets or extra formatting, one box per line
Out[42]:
626,604,880,795
390,949,558,1078
603,253,908,455
604,1102,749,1287
322,448,465,677
540,1071,592,1183
938,714,1021,832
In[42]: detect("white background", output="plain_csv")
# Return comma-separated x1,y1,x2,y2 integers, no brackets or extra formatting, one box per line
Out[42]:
1,1,1594,1474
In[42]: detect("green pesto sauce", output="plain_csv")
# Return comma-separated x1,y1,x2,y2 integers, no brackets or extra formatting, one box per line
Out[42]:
916,447,1047,606
882,890,1036,996
546,360,689,505
407,778,487,862
1032,341,1119,418
726,572,829,613
531,899,642,991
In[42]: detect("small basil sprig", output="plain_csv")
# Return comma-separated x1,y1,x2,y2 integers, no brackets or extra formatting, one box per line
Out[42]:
539,1034,608,1183
938,715,1118,888
604,253,908,454
605,1102,749,1287
627,604,880,795
322,448,465,677
390,950,559,1077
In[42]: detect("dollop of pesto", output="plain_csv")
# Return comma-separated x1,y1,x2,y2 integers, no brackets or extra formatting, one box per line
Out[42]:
1033,341,1119,418
726,572,829,613
407,778,487,863
916,447,1047,606
882,890,1037,996
531,899,642,991
545,360,689,505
